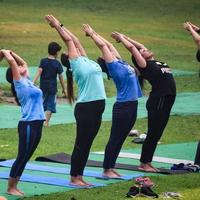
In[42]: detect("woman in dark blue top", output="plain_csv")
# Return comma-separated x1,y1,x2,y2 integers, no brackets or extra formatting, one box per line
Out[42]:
83,24,142,178
111,32,176,172
0,49,45,196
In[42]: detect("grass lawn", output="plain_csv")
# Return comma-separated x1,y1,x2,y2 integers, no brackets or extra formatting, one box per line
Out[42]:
0,0,200,199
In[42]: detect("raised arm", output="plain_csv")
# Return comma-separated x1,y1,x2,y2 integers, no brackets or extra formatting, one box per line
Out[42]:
96,34,121,59
111,32,146,68
1,50,21,81
188,22,200,32
10,51,27,67
82,24,116,63
184,22,200,49
118,33,147,49
62,26,87,57
45,15,79,59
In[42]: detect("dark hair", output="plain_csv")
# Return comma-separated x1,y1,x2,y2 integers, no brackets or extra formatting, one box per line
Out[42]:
6,68,20,105
61,53,74,104
131,55,145,88
97,57,110,80
48,42,62,56
196,50,200,62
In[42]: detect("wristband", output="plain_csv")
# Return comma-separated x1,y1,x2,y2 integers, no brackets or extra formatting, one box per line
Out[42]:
60,24,63,27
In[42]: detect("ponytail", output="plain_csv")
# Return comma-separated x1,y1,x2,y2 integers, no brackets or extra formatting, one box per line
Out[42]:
66,69,74,104
61,53,74,104
131,55,145,89
6,68,20,106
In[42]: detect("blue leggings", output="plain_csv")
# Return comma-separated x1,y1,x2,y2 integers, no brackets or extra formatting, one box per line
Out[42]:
10,120,43,178
103,101,138,169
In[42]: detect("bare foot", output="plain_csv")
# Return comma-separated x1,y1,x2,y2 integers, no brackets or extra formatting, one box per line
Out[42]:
0,196,8,200
103,169,121,178
147,163,160,172
138,163,157,172
7,188,24,196
77,176,93,186
111,169,121,177
70,176,90,187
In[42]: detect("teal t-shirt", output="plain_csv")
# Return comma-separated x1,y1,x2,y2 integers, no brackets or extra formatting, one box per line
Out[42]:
69,56,106,103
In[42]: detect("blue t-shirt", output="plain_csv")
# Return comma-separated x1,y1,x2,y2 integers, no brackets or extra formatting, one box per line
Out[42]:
106,59,142,102
69,56,106,103
39,58,63,94
14,77,46,121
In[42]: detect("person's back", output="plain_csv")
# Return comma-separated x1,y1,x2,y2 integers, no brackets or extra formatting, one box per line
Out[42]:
33,41,66,126
39,57,63,94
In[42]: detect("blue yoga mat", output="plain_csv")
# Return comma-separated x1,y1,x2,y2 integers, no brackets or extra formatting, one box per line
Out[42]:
0,172,105,188
0,160,143,180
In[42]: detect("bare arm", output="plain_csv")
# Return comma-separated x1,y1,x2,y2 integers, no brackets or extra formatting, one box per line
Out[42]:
45,15,79,59
188,22,200,32
96,34,121,58
82,24,115,63
58,74,67,97
184,22,200,49
10,51,27,67
33,68,42,84
119,33,147,49
111,32,147,68
1,50,21,81
62,26,87,56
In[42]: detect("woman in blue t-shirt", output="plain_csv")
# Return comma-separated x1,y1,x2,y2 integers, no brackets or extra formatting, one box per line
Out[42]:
0,49,45,196
45,15,106,186
83,24,142,178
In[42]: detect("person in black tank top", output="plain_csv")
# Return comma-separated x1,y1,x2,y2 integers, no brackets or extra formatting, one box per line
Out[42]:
111,32,176,172
184,21,200,166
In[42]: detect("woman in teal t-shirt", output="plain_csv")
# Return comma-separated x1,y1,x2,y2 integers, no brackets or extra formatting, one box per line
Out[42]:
45,15,106,186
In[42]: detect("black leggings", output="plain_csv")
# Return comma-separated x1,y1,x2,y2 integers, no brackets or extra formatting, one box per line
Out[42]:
140,95,176,163
194,141,200,165
70,100,105,176
10,120,43,178
103,101,138,169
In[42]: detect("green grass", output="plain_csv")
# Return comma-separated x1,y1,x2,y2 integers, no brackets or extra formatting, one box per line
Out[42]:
0,0,200,199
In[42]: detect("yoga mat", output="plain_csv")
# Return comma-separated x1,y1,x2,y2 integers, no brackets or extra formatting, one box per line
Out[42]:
35,153,189,175
0,172,105,188
0,160,141,180
93,152,194,165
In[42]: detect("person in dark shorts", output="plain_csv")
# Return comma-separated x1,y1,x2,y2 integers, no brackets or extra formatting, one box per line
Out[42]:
82,24,142,178
111,32,176,172
0,49,45,196
45,15,106,186
33,42,67,126
183,21,200,166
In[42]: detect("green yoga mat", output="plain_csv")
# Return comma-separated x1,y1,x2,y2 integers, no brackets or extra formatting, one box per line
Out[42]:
0,92,200,129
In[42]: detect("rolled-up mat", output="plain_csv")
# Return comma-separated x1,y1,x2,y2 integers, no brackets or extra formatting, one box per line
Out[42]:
93,152,194,165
